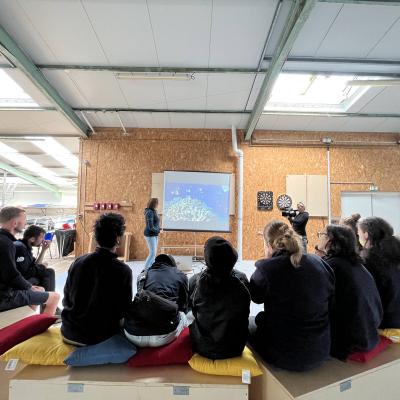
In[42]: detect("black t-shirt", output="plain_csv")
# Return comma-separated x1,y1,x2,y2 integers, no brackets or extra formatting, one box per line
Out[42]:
290,211,309,236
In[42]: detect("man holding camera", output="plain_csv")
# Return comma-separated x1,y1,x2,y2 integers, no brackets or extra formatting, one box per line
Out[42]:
287,202,309,253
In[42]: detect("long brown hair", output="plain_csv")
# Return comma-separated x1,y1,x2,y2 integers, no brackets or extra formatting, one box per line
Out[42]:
147,198,158,209
263,220,303,267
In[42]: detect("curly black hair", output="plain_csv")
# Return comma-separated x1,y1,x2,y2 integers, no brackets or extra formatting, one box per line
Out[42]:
94,213,126,248
23,225,46,241
325,224,362,265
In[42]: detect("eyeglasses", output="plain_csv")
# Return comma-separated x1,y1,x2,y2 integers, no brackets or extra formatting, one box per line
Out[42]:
317,231,328,238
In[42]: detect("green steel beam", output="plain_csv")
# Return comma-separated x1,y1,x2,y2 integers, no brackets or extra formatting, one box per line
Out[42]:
0,25,90,138
245,0,317,141
77,108,251,114
0,161,61,198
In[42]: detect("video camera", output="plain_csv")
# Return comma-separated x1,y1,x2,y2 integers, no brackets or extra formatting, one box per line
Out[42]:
281,208,298,218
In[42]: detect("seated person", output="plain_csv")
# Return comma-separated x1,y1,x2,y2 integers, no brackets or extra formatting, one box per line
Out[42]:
0,207,59,314
61,213,132,346
358,217,400,329
14,225,56,293
249,221,334,372
317,224,382,359
124,254,188,347
189,237,250,360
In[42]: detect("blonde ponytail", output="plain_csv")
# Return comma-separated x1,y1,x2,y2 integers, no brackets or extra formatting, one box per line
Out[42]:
264,220,303,268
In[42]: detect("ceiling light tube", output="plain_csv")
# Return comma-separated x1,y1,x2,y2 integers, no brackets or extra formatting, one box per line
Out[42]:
347,79,400,87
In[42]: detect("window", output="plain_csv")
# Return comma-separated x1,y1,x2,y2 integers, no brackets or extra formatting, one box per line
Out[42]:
0,70,38,108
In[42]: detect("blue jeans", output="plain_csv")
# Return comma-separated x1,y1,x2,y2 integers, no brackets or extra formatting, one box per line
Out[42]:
144,235,158,270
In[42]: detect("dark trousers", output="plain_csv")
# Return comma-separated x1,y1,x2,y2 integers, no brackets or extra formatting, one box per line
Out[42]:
27,266,56,292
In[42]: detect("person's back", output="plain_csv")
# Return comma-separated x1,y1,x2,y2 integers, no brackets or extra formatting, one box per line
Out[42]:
250,221,334,371
61,213,132,345
189,237,250,360
358,217,400,328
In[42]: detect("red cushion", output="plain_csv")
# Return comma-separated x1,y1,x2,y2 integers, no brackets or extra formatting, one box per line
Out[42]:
347,336,392,363
0,314,57,355
127,328,192,367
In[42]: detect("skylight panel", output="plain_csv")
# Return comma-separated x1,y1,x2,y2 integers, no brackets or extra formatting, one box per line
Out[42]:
0,70,38,108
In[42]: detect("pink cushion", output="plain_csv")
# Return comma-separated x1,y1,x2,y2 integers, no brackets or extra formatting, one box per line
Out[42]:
347,336,391,363
128,328,192,367
0,314,57,355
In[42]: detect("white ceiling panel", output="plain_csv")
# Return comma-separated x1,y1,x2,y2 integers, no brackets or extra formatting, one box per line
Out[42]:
0,0,57,63
266,115,313,131
163,74,208,109
81,0,158,65
0,110,78,135
315,4,400,58
117,112,137,128
367,18,400,59
130,112,172,128
204,113,246,129
245,73,265,111
15,0,108,64
339,117,387,132
118,79,167,109
206,73,256,110
62,71,127,107
85,112,120,128
290,3,343,57
53,137,80,154
371,118,400,132
209,0,279,68
43,70,91,107
147,0,212,67
346,87,386,113
168,113,205,129
255,114,278,130
305,116,350,132
360,87,400,114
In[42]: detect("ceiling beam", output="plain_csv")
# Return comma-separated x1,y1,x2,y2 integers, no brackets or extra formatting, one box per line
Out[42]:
0,161,61,197
0,107,56,111
75,108,251,114
0,25,90,138
245,0,317,141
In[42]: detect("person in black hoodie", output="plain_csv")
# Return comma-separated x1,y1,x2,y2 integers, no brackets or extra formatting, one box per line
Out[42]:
249,220,335,372
189,236,250,360
124,253,188,347
61,213,132,346
143,198,161,271
358,217,400,329
0,207,59,314
317,224,382,360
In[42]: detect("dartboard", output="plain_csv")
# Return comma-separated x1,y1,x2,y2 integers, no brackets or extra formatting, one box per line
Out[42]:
276,194,292,210
257,191,273,210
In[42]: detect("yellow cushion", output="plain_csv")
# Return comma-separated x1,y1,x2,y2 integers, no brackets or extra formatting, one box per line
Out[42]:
188,347,263,377
379,329,400,343
0,327,75,365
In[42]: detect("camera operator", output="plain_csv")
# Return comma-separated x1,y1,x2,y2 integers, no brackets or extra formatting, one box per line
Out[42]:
287,202,309,253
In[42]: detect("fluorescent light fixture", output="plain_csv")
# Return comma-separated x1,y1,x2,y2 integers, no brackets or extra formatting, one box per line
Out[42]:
264,73,373,113
0,70,39,108
347,79,400,87
28,137,79,174
0,142,70,186
115,72,195,81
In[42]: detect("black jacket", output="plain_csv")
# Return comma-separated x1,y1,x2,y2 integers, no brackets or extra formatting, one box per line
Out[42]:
14,239,38,279
326,256,382,359
0,229,31,294
61,247,133,345
289,211,309,236
250,251,335,371
363,252,400,328
124,259,189,336
144,208,160,237
189,237,251,360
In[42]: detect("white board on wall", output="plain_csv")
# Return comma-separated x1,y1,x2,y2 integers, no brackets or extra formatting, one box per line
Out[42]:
286,175,328,217
152,172,235,215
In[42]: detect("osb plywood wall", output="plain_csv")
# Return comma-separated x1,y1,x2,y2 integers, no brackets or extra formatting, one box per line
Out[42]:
77,129,400,261
76,129,237,260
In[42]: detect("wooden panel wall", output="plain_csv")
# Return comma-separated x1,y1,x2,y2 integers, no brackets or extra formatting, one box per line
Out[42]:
77,129,400,261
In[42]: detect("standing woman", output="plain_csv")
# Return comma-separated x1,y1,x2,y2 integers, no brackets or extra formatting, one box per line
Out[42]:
249,220,335,371
143,198,161,271
358,217,400,329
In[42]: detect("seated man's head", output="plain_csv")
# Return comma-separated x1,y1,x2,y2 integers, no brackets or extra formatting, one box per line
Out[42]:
0,207,26,234
204,236,238,276
94,213,126,251
154,253,177,268
23,225,46,247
